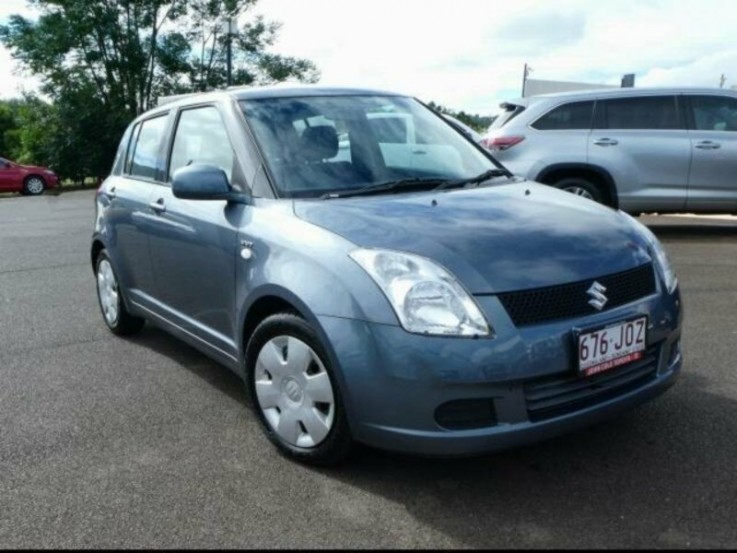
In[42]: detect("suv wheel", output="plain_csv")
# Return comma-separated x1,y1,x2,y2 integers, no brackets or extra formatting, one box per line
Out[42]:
95,250,145,335
246,313,353,466
553,177,606,205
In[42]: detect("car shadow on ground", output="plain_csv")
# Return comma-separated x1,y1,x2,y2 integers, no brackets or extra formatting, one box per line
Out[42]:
122,324,248,405
650,224,737,239
319,370,737,548
122,322,737,547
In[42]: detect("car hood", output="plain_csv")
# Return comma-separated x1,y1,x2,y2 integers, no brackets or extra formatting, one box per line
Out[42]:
293,182,653,295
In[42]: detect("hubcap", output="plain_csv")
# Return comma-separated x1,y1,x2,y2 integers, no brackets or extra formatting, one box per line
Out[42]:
564,186,595,200
27,178,44,195
254,336,335,448
97,260,120,326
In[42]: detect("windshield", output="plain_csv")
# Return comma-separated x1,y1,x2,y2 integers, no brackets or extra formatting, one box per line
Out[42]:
240,95,497,199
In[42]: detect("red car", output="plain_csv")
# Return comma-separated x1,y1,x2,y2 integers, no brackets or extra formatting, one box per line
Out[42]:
0,157,59,195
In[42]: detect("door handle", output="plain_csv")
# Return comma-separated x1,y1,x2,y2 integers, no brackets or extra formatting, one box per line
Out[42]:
149,199,166,213
106,186,117,199
593,138,619,147
695,140,721,150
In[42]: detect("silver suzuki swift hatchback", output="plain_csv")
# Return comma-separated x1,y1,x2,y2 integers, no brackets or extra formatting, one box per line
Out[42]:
92,86,683,465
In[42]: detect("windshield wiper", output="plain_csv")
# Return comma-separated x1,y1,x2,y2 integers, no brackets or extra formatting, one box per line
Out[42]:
321,177,449,200
433,168,512,191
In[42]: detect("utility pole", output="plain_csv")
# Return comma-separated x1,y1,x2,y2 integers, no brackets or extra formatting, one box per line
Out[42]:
224,16,236,87
720,74,727,88
521,63,533,97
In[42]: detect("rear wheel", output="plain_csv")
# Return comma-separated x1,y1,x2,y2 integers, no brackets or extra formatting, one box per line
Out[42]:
95,250,145,336
23,176,46,196
246,313,353,466
553,177,606,205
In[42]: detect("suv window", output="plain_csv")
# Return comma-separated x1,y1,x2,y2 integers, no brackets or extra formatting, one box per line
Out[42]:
597,96,680,130
130,115,168,179
489,103,525,130
532,101,594,130
169,106,236,181
690,95,737,131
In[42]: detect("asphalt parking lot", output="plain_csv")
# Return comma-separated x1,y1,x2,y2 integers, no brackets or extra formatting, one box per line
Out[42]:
1,190,736,549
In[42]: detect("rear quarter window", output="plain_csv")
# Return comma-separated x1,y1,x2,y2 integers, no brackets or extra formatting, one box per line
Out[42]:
532,101,594,130
129,114,168,180
489,103,526,130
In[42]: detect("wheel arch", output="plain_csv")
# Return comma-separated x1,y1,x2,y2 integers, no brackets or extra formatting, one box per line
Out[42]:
238,285,359,424
536,163,619,208
91,238,106,273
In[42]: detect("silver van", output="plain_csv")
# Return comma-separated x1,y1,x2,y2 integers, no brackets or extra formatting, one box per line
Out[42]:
481,87,737,213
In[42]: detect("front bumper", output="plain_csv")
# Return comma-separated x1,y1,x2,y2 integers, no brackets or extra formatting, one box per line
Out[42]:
318,286,683,457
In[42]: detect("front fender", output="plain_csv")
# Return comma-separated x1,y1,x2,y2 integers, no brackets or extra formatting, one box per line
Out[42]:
234,200,399,344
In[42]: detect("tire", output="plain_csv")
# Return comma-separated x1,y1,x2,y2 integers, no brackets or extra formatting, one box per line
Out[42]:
553,177,607,205
23,176,46,196
95,250,145,336
245,313,353,466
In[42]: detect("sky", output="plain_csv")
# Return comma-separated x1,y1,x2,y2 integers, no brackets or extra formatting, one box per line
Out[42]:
1,0,736,115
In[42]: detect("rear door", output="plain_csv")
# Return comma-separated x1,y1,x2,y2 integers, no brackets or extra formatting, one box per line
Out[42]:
589,95,691,212
105,114,169,306
685,94,737,211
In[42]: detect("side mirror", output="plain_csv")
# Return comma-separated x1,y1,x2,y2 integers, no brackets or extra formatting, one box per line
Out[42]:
171,163,249,204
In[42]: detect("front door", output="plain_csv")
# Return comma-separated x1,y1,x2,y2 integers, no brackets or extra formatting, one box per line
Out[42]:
147,105,243,359
0,160,23,191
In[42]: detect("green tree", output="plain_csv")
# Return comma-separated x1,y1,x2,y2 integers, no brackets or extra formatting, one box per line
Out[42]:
1,0,319,180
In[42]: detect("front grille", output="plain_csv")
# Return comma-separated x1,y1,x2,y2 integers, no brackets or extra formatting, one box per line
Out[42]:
524,345,659,422
497,263,656,327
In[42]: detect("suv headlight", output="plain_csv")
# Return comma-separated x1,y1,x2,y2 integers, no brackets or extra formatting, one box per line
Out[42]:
622,212,678,294
350,249,491,337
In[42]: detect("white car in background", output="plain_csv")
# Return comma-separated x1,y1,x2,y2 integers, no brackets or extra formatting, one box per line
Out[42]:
481,87,737,213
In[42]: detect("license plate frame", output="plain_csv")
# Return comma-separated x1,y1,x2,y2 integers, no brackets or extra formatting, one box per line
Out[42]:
573,316,648,377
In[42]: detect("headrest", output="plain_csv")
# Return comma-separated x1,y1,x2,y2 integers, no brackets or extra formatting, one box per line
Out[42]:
299,125,338,162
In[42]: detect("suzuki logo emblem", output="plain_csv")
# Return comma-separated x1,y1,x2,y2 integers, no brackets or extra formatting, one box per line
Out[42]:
587,281,609,311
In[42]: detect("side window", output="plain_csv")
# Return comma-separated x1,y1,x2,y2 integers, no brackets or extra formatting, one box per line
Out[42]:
169,106,235,181
130,116,167,179
598,96,680,130
690,95,737,132
532,101,594,130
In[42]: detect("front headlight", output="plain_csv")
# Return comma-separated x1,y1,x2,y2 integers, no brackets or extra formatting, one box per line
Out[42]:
621,212,678,294
350,249,491,337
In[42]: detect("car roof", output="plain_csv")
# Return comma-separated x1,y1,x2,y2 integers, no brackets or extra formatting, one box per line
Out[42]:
516,86,737,105
144,84,406,120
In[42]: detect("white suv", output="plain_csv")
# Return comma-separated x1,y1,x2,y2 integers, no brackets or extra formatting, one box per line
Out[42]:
481,87,737,213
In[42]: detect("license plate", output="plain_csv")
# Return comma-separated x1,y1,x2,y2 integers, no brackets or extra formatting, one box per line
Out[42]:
577,317,647,377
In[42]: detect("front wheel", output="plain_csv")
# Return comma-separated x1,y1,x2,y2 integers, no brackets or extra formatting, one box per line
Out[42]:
553,177,607,205
23,176,46,196
95,250,145,336
246,313,353,466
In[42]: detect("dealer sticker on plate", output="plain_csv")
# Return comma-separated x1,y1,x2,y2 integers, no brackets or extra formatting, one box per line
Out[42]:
577,317,647,377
